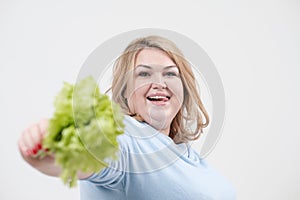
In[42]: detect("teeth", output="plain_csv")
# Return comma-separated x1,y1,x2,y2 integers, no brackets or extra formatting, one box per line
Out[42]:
150,96,166,99
147,96,170,101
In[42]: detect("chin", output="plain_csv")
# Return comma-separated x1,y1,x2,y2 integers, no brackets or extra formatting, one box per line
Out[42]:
143,114,171,131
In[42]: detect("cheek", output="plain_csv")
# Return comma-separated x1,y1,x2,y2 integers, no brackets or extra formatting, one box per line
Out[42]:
134,78,152,91
126,77,150,97
127,83,149,112
167,79,184,104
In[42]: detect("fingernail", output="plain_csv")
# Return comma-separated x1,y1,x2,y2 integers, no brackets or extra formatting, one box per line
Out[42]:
37,143,42,150
25,149,32,156
32,148,38,155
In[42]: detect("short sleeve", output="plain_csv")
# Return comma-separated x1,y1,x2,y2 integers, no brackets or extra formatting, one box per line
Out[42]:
81,143,127,189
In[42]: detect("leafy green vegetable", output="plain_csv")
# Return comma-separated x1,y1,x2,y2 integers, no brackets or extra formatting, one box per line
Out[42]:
42,76,124,187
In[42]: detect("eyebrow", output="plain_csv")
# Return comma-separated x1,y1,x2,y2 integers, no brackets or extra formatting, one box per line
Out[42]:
135,65,178,70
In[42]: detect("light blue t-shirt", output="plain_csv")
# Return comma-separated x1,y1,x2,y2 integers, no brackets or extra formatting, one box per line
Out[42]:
80,116,236,200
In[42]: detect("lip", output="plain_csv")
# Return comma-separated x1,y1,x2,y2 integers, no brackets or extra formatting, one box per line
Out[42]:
147,99,169,106
146,92,170,106
146,92,170,99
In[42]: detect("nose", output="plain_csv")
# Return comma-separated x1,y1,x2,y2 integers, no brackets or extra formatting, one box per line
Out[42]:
151,74,167,89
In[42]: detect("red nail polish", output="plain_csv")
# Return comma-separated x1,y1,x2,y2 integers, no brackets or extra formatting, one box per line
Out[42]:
37,143,42,150
25,149,32,156
32,148,38,155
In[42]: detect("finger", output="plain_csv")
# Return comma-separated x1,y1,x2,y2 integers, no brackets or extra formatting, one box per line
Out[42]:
38,118,49,137
19,128,35,156
18,131,30,156
22,124,41,155
23,125,37,148
29,125,43,154
30,125,42,144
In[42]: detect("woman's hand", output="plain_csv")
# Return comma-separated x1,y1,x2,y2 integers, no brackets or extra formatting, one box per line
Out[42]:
18,118,93,179
17,119,62,177
18,119,49,158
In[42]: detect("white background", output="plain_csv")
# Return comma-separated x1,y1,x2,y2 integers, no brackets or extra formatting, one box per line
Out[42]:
1,0,299,199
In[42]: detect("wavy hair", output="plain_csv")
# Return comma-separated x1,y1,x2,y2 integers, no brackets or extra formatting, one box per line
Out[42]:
111,35,209,144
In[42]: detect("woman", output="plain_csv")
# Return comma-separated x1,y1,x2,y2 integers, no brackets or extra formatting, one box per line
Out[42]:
18,36,236,199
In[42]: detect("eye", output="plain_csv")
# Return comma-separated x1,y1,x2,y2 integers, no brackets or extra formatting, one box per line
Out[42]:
138,71,151,77
164,71,178,77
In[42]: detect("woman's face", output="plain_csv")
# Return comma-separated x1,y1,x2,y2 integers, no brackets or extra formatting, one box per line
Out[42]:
126,48,184,135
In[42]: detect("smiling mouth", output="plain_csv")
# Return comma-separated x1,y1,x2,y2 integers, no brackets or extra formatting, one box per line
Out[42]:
146,95,170,102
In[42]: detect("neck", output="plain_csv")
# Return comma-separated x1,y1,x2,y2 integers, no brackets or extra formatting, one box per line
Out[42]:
159,128,170,136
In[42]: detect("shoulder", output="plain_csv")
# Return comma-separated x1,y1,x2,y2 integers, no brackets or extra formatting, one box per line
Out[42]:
116,115,164,152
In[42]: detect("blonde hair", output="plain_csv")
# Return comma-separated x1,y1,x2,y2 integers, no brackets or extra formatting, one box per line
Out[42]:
111,35,209,144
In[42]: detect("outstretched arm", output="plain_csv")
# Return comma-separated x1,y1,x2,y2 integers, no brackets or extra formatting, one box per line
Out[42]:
18,119,92,179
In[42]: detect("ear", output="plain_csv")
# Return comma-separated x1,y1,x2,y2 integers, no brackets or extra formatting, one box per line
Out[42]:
121,85,127,99
125,93,136,115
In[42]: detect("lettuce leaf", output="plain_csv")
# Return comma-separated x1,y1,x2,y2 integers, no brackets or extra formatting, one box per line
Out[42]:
42,76,124,187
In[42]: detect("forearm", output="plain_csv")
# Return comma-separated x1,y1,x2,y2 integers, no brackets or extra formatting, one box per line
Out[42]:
20,150,61,177
20,151,92,179
18,119,93,181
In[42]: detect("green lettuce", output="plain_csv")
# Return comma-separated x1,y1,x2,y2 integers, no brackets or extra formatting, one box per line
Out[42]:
42,76,124,187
